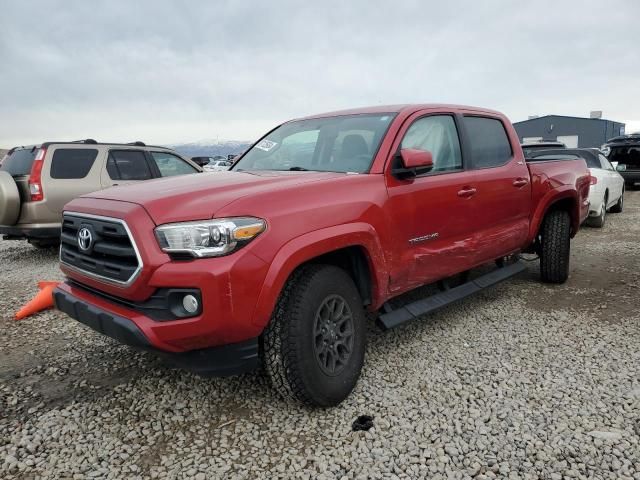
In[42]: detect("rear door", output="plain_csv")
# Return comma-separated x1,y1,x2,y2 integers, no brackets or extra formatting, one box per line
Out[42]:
385,111,479,290
459,114,532,264
101,149,154,188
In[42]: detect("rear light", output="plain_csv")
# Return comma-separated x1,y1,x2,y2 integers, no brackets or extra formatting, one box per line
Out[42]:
590,175,598,186
28,147,46,201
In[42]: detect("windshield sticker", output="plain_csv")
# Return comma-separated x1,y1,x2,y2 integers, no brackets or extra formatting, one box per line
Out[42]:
256,139,277,151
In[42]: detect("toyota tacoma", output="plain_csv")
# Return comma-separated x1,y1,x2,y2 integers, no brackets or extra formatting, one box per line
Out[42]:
53,105,590,406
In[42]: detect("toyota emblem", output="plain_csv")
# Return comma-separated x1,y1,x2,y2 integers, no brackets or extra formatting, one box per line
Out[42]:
77,227,93,252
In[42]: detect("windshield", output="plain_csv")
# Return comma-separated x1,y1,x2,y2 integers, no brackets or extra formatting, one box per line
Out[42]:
0,148,37,176
233,113,396,173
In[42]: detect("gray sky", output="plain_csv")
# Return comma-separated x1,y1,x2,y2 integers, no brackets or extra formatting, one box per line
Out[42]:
1,0,639,147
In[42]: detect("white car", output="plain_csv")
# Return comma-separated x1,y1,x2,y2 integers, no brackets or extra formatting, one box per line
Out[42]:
585,150,625,227
203,160,232,172
529,148,624,228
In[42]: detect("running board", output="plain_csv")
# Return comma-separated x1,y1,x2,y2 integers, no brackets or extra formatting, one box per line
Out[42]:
377,261,527,330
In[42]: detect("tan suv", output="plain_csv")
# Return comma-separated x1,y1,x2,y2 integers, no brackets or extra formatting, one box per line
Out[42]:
0,140,202,247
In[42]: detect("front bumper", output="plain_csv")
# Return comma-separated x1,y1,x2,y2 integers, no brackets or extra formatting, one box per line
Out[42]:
58,201,271,351
53,284,260,376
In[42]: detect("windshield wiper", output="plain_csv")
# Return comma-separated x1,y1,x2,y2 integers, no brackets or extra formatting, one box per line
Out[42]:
288,166,310,171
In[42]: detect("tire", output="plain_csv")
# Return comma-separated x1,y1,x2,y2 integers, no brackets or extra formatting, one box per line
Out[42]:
587,195,607,228
261,264,366,407
610,189,624,213
540,210,571,284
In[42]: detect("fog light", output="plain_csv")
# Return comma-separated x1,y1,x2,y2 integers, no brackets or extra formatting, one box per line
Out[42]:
182,294,199,314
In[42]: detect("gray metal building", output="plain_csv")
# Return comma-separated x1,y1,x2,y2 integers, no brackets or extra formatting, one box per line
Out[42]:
513,114,625,148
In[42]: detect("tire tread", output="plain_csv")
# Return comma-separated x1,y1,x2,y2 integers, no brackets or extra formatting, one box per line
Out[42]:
540,210,571,284
261,264,362,406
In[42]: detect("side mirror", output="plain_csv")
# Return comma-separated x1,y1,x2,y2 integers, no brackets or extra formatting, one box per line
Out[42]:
616,164,627,172
392,149,434,179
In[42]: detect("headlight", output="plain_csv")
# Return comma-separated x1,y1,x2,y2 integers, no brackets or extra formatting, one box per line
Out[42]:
155,217,266,258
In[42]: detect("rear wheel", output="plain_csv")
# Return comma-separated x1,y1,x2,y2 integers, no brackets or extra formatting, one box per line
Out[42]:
261,264,366,407
587,195,607,228
610,189,624,213
540,210,571,284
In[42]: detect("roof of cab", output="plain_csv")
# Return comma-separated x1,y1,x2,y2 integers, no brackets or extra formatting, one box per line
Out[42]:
296,104,504,120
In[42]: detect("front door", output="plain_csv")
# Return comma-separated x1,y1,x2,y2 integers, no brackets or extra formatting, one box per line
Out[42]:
385,112,479,291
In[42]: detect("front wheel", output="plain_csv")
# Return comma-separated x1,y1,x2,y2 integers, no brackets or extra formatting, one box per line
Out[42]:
540,210,571,284
261,264,366,407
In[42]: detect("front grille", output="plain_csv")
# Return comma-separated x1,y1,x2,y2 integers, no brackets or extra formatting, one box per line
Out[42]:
60,212,142,286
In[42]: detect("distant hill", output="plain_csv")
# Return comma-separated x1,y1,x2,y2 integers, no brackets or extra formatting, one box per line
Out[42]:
169,140,252,158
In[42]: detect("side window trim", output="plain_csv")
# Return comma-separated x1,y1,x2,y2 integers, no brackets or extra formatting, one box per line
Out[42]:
145,150,162,178
399,112,466,178
106,151,122,180
459,114,514,170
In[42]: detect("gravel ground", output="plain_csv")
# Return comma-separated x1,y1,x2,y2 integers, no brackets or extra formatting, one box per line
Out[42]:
1,193,639,480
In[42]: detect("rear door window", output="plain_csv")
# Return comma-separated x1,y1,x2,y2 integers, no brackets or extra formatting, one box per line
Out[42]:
150,151,198,177
463,116,513,168
107,150,152,180
50,149,98,179
0,148,37,176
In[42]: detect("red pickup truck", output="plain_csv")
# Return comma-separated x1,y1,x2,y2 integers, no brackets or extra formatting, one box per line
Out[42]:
54,105,590,406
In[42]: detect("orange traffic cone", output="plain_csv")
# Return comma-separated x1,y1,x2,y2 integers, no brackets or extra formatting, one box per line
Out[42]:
15,281,60,320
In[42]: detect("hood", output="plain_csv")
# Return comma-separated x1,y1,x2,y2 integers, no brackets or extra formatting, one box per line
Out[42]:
83,170,346,224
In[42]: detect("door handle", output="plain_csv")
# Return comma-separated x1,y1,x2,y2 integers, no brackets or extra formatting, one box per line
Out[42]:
513,178,529,188
457,187,477,198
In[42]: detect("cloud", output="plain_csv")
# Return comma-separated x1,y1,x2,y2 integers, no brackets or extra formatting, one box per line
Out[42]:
1,0,639,146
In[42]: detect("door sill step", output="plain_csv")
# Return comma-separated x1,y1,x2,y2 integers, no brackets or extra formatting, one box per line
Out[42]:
377,261,526,330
